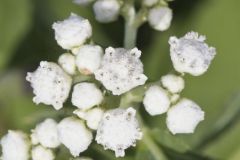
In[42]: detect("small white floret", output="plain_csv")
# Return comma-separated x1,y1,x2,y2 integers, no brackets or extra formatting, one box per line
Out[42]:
76,45,103,75
73,0,94,5
169,31,216,76
96,107,142,157
143,85,170,116
31,145,55,160
143,0,158,7
71,83,103,110
166,98,205,134
161,74,185,93
148,7,172,31
93,0,121,23
57,117,93,157
52,13,92,49
26,61,72,110
31,118,60,148
1,130,30,160
58,53,76,75
95,47,147,95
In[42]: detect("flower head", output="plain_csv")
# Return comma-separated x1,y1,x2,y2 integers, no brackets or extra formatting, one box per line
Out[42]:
95,47,147,95
96,107,142,157
31,145,55,160
26,61,72,110
169,31,216,76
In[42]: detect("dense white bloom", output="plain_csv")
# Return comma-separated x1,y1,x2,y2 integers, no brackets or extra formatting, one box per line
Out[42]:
31,118,60,148
95,47,147,95
143,85,170,116
74,108,104,130
1,130,30,160
58,53,76,75
96,107,142,157
166,98,204,134
26,61,72,110
31,145,55,160
143,0,158,7
161,74,185,93
71,83,103,110
76,45,103,75
73,0,94,5
93,0,120,23
57,117,93,157
148,7,172,31
169,31,216,76
52,13,92,49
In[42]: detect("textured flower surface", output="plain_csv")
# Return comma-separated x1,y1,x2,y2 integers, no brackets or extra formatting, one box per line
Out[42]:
0,130,30,160
166,98,205,134
96,107,142,157
169,31,216,76
52,13,92,49
95,47,147,95
26,61,72,110
161,74,185,94
31,145,55,160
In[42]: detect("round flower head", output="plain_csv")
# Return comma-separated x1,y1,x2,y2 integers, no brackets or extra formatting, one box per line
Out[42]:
26,61,72,110
71,82,103,110
169,31,216,76
148,6,172,31
143,85,170,116
57,117,93,157
1,130,30,160
93,0,120,23
76,45,103,75
31,145,55,160
52,13,92,49
96,107,142,157
161,74,185,93
95,47,148,95
166,98,205,134
143,0,158,7
73,0,94,5
58,53,76,75
31,118,60,148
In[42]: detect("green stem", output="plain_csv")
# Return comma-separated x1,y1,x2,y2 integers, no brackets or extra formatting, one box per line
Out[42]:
124,22,137,49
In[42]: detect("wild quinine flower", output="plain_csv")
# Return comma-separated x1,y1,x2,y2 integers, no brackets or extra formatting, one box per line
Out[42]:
31,145,55,160
143,85,171,116
143,0,158,7
52,13,92,50
58,53,76,75
57,117,93,157
166,98,204,134
71,82,103,110
96,107,142,157
74,107,104,130
31,118,60,148
0,130,30,160
26,61,72,110
76,45,103,75
73,0,94,5
95,47,148,95
93,0,121,23
161,74,185,94
148,6,173,31
169,31,216,76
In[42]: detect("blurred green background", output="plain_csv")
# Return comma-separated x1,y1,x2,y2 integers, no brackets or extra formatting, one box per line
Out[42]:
1,0,240,159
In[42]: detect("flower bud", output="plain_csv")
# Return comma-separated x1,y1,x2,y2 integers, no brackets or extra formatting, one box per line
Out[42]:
58,53,76,75
31,145,55,160
161,74,185,93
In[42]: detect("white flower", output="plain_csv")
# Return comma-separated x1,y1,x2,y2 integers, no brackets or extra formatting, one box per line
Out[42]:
143,85,170,116
93,0,120,23
161,74,185,93
76,45,103,75
143,0,158,7
1,130,30,160
74,108,104,130
52,13,92,49
169,31,216,76
57,117,93,157
71,83,103,110
26,61,72,110
96,107,142,157
95,47,148,95
58,53,76,75
166,98,204,134
31,145,55,160
73,0,94,5
148,7,172,31
31,118,60,148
